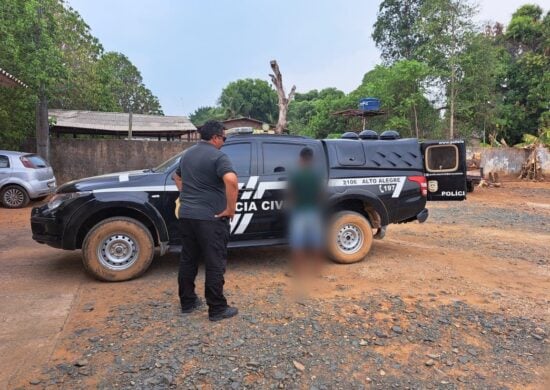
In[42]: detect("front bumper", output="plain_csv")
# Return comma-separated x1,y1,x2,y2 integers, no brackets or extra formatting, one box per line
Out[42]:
30,206,63,248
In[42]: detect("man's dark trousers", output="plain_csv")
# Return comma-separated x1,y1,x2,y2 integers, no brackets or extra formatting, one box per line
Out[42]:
178,217,229,315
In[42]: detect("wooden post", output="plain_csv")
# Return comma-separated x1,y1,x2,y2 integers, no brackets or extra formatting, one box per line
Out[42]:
128,110,133,140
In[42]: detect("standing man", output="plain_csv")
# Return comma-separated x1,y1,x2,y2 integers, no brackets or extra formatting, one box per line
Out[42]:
287,147,326,277
173,120,239,321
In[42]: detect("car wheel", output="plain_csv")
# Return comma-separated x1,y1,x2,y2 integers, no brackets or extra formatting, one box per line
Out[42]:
82,217,155,282
328,211,373,264
1,185,30,208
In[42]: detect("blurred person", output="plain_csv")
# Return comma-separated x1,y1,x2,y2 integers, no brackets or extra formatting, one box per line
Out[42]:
172,120,239,322
287,146,326,279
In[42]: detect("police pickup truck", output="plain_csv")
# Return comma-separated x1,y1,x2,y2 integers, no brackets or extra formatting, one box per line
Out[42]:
31,131,467,281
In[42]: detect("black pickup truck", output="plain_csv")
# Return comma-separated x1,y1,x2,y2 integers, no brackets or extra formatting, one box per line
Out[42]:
31,134,467,281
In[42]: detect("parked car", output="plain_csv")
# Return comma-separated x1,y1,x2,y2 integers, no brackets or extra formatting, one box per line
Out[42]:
31,133,467,281
0,151,56,208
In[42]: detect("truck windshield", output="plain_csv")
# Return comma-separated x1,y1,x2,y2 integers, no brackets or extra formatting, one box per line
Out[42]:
152,153,182,173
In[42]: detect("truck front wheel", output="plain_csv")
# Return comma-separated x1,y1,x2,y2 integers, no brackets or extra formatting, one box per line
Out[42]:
328,211,373,264
82,217,154,282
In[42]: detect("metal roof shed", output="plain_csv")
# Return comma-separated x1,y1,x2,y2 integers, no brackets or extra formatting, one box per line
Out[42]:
48,109,198,141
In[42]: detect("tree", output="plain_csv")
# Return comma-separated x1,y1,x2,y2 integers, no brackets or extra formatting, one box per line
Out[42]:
287,88,351,138
49,4,104,111
454,31,508,142
219,78,278,123
269,60,296,134
94,52,163,115
415,0,478,139
0,0,65,156
351,61,436,138
0,0,163,152
499,4,549,144
372,0,426,63
189,106,226,126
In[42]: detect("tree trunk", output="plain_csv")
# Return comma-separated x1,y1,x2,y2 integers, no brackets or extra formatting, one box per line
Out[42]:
269,60,295,135
449,68,455,139
411,105,419,138
36,83,50,161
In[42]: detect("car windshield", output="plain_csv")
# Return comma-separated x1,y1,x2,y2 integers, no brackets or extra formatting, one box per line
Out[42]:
152,153,182,173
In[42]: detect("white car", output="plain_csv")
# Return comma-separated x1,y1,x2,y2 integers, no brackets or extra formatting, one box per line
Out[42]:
0,150,56,208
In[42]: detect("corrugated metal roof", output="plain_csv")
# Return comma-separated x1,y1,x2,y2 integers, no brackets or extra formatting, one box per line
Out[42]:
0,68,28,88
49,109,196,133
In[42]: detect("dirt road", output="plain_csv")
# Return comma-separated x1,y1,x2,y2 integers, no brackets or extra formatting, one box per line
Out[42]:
1,182,549,389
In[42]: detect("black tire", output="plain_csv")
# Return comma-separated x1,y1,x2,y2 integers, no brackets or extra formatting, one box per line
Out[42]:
328,211,374,264
82,217,155,282
1,185,30,208
466,180,475,193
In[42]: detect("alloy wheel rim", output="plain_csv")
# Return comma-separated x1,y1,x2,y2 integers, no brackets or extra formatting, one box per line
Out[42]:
4,188,24,207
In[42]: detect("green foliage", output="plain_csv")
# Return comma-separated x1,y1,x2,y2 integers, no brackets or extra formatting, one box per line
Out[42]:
499,5,549,144
287,89,351,138
506,5,545,53
351,60,436,138
189,106,227,126
0,0,163,149
454,32,508,140
415,0,477,73
372,0,426,63
0,0,64,149
515,129,550,147
93,52,163,114
219,79,278,123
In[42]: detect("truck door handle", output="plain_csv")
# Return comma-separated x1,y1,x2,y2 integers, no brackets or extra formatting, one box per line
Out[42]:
278,177,287,181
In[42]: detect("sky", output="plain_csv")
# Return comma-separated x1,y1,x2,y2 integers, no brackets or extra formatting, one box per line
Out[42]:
67,0,548,117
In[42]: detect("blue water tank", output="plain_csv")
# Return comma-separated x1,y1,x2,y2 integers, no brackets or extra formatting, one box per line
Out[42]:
358,97,381,112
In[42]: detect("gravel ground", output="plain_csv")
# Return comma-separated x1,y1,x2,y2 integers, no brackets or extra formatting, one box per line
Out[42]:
6,182,550,389
36,292,548,390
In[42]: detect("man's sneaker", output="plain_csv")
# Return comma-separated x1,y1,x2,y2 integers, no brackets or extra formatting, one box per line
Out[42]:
181,297,203,314
209,306,238,322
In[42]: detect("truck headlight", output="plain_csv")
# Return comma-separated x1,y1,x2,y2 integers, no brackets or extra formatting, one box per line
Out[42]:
48,191,91,210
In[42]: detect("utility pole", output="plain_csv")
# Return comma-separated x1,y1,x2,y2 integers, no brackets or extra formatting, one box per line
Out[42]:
35,0,50,160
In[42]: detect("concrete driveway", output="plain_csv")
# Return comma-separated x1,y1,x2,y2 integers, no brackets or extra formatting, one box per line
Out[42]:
0,206,86,389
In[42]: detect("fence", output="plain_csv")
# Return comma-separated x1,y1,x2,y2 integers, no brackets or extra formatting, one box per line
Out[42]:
473,146,550,178
47,138,194,184
21,139,550,184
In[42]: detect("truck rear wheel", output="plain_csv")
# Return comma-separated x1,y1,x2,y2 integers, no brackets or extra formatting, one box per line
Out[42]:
328,211,373,264
82,217,154,282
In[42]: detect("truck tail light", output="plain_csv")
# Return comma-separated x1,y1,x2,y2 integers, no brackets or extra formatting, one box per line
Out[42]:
408,176,427,197
20,156,36,168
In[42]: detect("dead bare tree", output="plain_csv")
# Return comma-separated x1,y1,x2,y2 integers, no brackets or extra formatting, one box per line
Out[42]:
269,60,295,135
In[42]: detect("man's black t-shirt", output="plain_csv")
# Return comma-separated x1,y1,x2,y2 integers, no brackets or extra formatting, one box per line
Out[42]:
175,141,235,221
